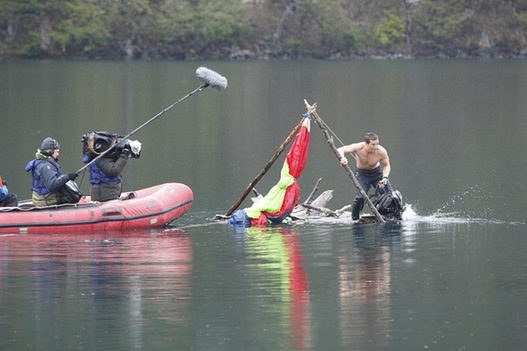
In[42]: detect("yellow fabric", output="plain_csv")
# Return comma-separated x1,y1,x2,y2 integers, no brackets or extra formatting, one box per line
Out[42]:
245,161,294,219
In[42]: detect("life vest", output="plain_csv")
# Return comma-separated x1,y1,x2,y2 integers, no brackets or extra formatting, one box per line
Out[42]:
83,155,122,185
82,131,124,185
25,159,61,195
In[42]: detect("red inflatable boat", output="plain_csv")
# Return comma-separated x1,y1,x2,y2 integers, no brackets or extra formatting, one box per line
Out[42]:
0,182,193,234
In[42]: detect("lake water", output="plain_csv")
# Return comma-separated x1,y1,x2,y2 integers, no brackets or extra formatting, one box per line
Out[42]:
1,59,526,350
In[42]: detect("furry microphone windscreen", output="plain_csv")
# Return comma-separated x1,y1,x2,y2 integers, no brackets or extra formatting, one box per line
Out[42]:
195,67,228,90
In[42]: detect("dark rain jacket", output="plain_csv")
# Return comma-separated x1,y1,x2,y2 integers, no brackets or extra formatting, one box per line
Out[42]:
86,151,129,202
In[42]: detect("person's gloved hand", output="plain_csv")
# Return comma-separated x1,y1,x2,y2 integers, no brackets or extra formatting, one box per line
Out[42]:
67,172,78,181
129,140,142,158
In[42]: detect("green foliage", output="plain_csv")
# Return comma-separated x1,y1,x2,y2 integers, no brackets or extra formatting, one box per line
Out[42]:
0,0,526,59
198,2,252,47
51,1,111,56
412,0,471,52
153,0,253,58
374,10,406,46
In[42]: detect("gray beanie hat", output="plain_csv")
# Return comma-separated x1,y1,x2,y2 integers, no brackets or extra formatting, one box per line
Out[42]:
41,137,60,151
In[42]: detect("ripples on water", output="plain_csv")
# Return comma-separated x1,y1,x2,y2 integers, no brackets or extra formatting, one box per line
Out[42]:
2,207,525,351
0,230,194,350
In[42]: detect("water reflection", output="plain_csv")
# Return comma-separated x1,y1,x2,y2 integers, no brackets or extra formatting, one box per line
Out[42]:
337,223,401,349
0,229,192,350
230,225,312,351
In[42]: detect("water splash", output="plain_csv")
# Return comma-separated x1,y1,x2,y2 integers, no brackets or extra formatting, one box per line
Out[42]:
401,203,519,225
431,185,502,220
298,203,522,226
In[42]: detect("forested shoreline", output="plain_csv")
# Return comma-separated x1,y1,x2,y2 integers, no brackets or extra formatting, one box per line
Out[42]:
1,0,527,60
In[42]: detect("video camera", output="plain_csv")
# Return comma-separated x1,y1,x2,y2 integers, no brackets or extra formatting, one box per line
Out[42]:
81,131,141,159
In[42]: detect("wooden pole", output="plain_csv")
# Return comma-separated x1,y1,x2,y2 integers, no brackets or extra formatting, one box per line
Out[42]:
221,117,305,218
302,177,322,205
304,99,386,224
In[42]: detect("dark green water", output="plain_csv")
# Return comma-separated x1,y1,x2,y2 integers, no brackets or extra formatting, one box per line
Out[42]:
1,60,526,350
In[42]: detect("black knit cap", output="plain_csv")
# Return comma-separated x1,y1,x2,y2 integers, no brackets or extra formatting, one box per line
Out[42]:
41,137,60,151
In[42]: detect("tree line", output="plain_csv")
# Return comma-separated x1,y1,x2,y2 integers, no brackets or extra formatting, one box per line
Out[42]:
1,0,526,60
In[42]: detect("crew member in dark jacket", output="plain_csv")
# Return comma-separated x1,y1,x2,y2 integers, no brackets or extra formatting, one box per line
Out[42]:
25,137,78,207
83,145,130,202
82,131,141,202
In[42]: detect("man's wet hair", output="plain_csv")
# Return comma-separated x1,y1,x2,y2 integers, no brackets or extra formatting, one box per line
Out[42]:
364,132,379,144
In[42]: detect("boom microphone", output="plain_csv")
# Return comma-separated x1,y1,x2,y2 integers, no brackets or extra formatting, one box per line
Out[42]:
196,66,228,90
76,66,228,175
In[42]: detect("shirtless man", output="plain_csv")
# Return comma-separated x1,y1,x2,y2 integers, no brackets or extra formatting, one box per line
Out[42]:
337,132,393,221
